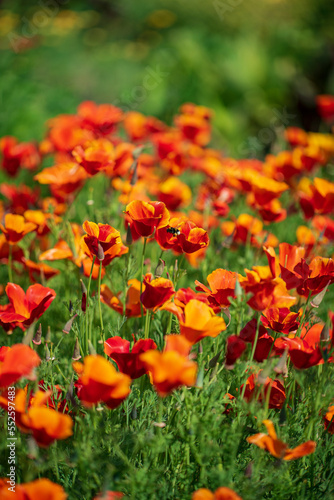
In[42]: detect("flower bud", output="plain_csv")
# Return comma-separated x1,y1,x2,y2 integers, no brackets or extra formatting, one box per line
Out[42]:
63,314,78,335
72,338,81,361
311,281,330,308
32,324,42,345
154,259,165,278
126,225,133,246
97,242,104,262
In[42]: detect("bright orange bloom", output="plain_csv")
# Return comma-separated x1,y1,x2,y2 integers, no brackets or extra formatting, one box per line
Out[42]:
221,214,278,248
248,173,288,206
77,100,123,136
192,486,242,500
104,336,157,379
261,307,300,334
140,273,175,310
156,177,192,210
46,114,93,152
175,104,212,146
0,183,39,215
0,478,67,499
247,420,316,460
0,344,40,387
0,213,36,244
23,259,60,283
324,405,334,434
73,138,114,176
24,209,61,237
178,299,226,344
195,269,237,308
123,111,166,142
140,335,197,396
0,283,56,327
73,355,131,409
101,279,143,317
34,162,88,202
82,221,121,258
125,200,170,237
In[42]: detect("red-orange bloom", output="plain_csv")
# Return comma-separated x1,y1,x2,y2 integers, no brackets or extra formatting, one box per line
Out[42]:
156,177,192,210
316,94,334,122
125,200,170,237
241,373,286,409
0,478,67,499
140,273,175,310
324,405,334,434
247,419,316,460
0,136,40,177
261,307,300,334
78,100,123,136
104,336,157,379
82,221,121,258
0,283,56,327
0,214,36,244
225,335,247,368
195,269,237,308
156,218,210,254
0,344,40,387
140,335,197,396
72,138,114,176
192,486,242,500
34,162,88,202
73,355,131,409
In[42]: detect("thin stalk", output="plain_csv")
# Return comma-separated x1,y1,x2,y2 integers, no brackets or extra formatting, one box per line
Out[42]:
140,238,147,320
98,260,104,343
8,244,13,282
85,256,96,353
144,309,151,339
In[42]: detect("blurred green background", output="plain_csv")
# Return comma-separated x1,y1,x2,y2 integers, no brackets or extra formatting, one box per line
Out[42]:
1,0,334,156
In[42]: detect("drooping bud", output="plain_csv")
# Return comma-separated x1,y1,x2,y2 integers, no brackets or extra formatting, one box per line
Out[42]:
311,282,330,308
97,242,104,262
72,338,81,361
88,340,96,355
45,326,51,343
80,279,87,312
154,259,165,278
32,324,42,345
63,314,78,335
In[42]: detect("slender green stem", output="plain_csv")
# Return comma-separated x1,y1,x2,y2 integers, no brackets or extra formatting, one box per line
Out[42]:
98,260,104,345
144,309,151,339
85,256,96,354
8,244,13,282
140,238,147,320
166,313,173,334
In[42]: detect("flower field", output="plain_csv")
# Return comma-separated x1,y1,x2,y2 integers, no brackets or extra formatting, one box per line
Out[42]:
0,92,334,500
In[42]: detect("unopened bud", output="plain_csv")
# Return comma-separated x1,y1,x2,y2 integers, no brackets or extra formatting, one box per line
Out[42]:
88,340,96,355
245,461,253,478
274,349,288,375
311,282,330,308
320,324,331,343
132,145,144,159
80,279,87,295
45,344,53,361
97,243,104,261
234,278,243,298
221,229,235,249
32,324,42,345
72,338,81,361
126,225,133,246
63,314,78,335
209,350,222,369
130,162,138,186
45,326,51,343
27,437,38,460
80,279,87,312
257,367,271,385
154,259,165,278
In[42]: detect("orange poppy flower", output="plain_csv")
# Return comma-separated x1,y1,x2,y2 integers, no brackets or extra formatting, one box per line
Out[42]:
73,355,131,409
0,234,24,264
94,492,124,500
72,138,115,176
0,478,67,499
241,373,286,409
34,162,88,202
261,307,300,334
23,209,61,237
0,214,36,244
46,113,93,152
0,344,40,387
156,177,192,210
0,183,39,215
125,200,170,237
104,336,157,379
82,221,121,258
192,486,242,500
316,94,334,122
178,299,226,344
324,405,334,434
0,283,56,327
139,335,197,396
247,419,316,460
195,269,237,308
100,279,143,317
23,259,60,283
156,217,210,254
140,273,175,310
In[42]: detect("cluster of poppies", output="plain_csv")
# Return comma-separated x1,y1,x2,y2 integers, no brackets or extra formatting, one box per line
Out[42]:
1,94,334,498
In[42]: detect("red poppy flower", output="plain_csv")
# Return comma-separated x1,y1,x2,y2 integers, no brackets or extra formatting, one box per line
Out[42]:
140,273,175,310
195,269,237,308
72,138,114,176
156,218,210,254
101,279,143,317
0,344,40,387
34,162,88,202
241,373,286,409
77,100,123,136
0,183,39,215
0,478,67,499
239,319,274,363
104,336,157,379
225,335,247,368
316,95,334,122
0,283,56,327
125,200,170,237
261,308,300,334
156,177,192,210
0,136,40,177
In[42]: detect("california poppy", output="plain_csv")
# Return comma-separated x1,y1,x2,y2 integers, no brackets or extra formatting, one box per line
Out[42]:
125,200,170,237
82,221,122,258
195,269,237,308
0,478,67,500
192,487,242,500
140,273,175,310
247,419,316,460
104,336,157,379
178,299,226,344
0,214,36,244
0,344,40,387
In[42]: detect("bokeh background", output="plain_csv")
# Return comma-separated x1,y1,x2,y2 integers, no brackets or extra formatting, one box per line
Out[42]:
1,0,334,155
